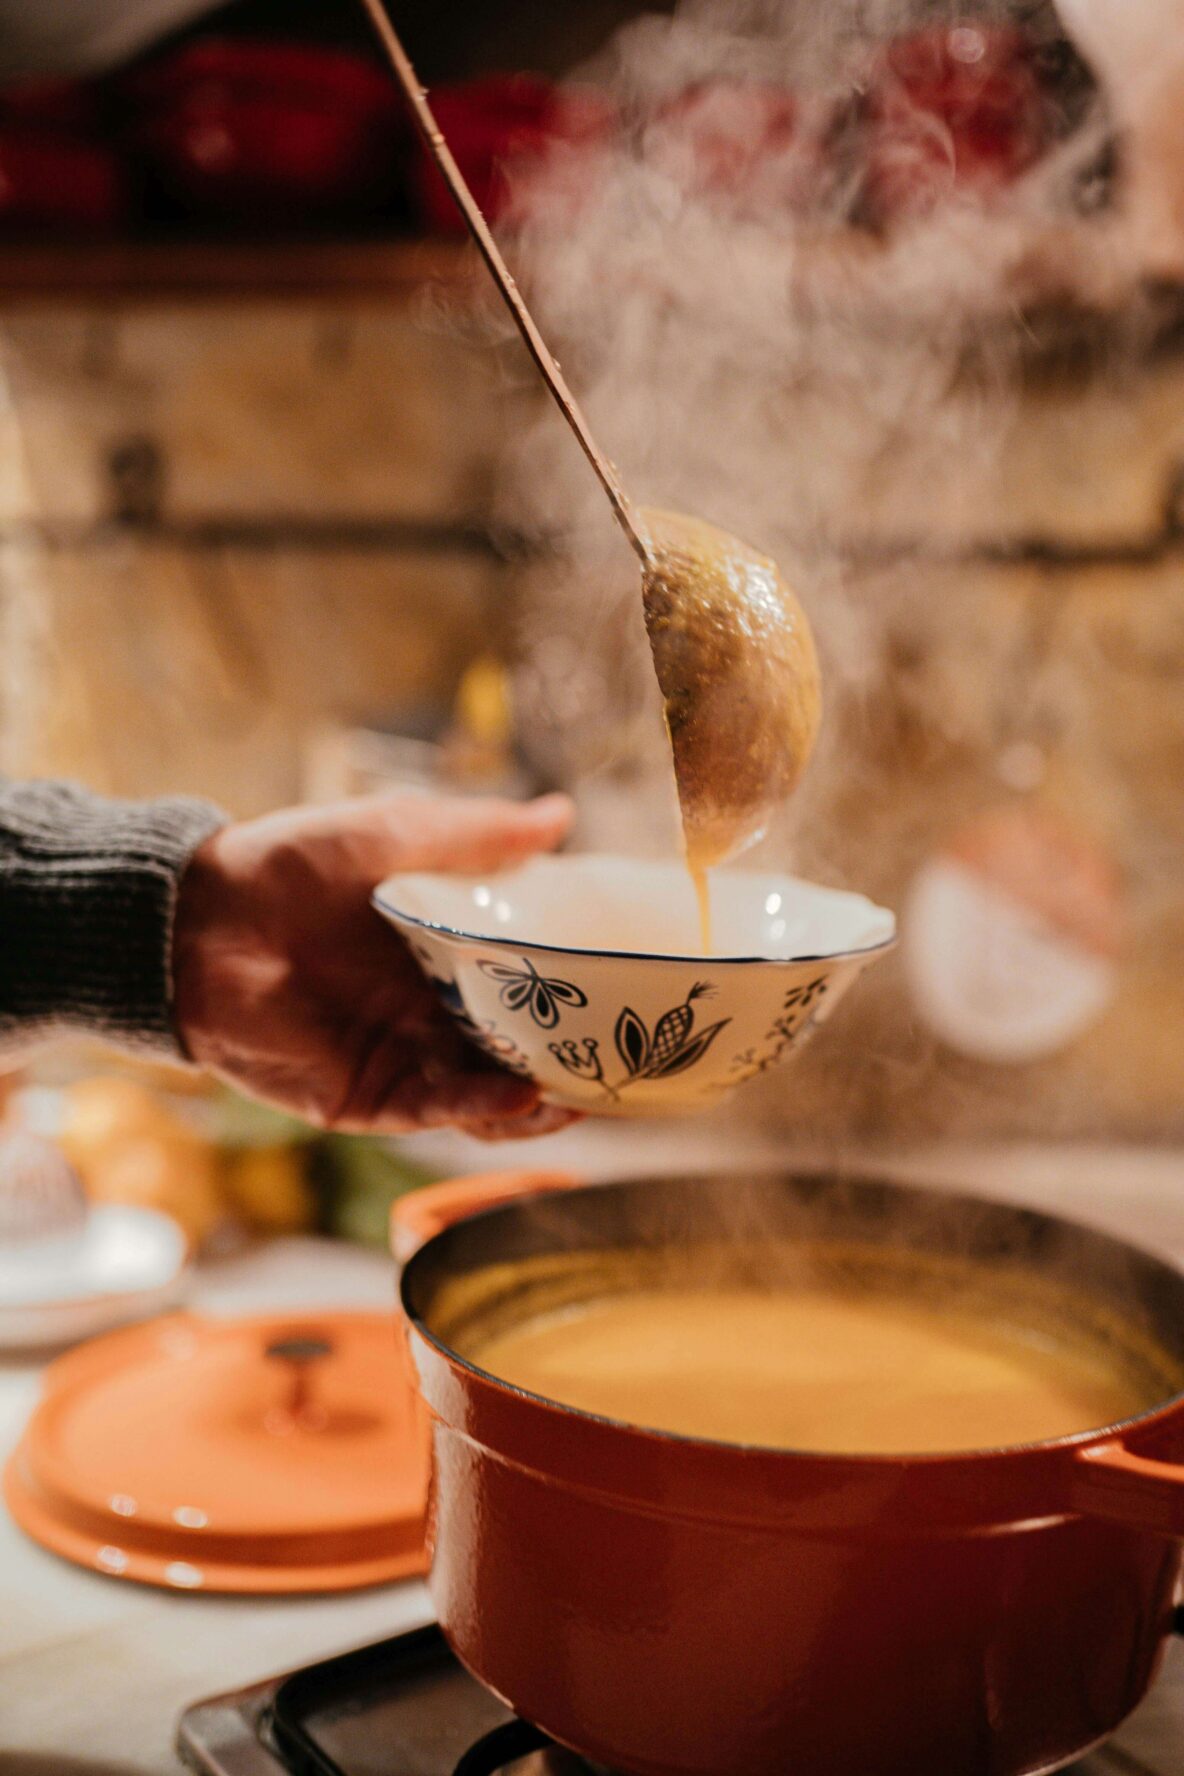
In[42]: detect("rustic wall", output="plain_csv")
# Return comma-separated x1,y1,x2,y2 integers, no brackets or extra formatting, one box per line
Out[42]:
0,296,509,813
754,547,1184,1144
2,279,1182,1142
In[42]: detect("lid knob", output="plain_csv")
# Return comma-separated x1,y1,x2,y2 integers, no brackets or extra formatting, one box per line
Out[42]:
263,1331,333,1434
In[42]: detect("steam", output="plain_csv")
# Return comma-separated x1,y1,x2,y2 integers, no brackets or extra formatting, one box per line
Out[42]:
453,0,1184,1143
468,0,1182,1142
499,0,1129,808
415,1173,1184,1423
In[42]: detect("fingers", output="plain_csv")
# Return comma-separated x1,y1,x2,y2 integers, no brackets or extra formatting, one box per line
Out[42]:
456,1102,583,1141
362,792,575,877
354,996,580,1139
418,1067,543,1122
330,1024,546,1134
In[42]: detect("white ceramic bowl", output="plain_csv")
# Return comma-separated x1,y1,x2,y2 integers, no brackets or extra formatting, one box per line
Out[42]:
374,855,894,1118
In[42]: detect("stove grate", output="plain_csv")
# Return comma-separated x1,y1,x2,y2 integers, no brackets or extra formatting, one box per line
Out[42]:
450,1721,552,1775
178,1621,1184,1776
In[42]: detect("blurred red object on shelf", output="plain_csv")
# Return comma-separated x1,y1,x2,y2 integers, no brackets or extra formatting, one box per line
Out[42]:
0,128,126,233
0,73,124,234
861,24,1051,223
121,37,398,114
411,75,616,235
0,77,102,133
643,79,823,215
122,37,405,225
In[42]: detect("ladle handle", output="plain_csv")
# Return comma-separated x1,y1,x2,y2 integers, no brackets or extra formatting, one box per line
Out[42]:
357,0,650,567
391,1170,580,1263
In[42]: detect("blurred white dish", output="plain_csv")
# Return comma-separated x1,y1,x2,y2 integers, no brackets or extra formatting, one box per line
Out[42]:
374,854,894,1117
0,1205,188,1350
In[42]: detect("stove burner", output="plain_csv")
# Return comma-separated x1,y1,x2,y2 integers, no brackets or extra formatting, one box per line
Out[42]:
177,1622,1184,1776
450,1720,551,1774
450,1722,621,1775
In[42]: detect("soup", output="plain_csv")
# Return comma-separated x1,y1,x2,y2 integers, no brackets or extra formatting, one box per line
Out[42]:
472,1285,1150,1454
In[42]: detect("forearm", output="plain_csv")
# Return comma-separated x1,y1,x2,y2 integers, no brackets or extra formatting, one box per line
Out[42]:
0,777,225,1060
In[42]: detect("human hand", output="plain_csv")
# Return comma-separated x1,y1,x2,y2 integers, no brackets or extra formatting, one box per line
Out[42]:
172,792,577,1139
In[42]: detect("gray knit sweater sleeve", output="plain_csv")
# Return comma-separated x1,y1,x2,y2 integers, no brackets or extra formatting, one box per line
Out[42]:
0,778,226,1060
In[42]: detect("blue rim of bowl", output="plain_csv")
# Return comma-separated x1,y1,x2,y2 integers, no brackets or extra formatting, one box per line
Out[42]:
371,886,897,968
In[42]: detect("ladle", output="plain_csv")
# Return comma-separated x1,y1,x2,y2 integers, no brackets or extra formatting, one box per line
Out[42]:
357,0,647,565
358,0,822,893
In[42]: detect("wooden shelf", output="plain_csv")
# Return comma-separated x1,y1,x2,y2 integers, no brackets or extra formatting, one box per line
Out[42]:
0,236,475,304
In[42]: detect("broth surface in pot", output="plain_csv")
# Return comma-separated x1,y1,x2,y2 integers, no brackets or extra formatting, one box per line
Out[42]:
470,1284,1156,1455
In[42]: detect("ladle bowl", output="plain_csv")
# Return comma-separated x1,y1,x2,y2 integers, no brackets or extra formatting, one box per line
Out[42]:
640,508,823,870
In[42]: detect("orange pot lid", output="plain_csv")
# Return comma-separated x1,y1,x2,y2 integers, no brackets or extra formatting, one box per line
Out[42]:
3,1309,430,1594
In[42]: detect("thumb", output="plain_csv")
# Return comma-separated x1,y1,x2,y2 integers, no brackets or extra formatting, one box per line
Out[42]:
371,792,574,876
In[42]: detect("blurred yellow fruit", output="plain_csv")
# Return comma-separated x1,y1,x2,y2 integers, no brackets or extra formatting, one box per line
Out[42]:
82,1135,224,1250
223,1146,315,1235
59,1077,225,1250
59,1077,183,1165
57,1077,315,1251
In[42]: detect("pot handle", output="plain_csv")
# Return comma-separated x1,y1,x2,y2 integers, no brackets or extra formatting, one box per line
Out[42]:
1070,1440,1184,1537
390,1169,581,1263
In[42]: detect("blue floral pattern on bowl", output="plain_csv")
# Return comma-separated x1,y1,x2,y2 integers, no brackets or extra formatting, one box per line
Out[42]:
544,982,731,1105
476,956,588,1029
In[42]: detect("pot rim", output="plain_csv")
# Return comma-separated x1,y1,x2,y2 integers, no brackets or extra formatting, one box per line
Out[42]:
400,1172,1184,1471
407,1307,1184,1472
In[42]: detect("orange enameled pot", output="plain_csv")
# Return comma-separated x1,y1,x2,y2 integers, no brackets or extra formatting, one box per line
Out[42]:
395,1170,1184,1776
